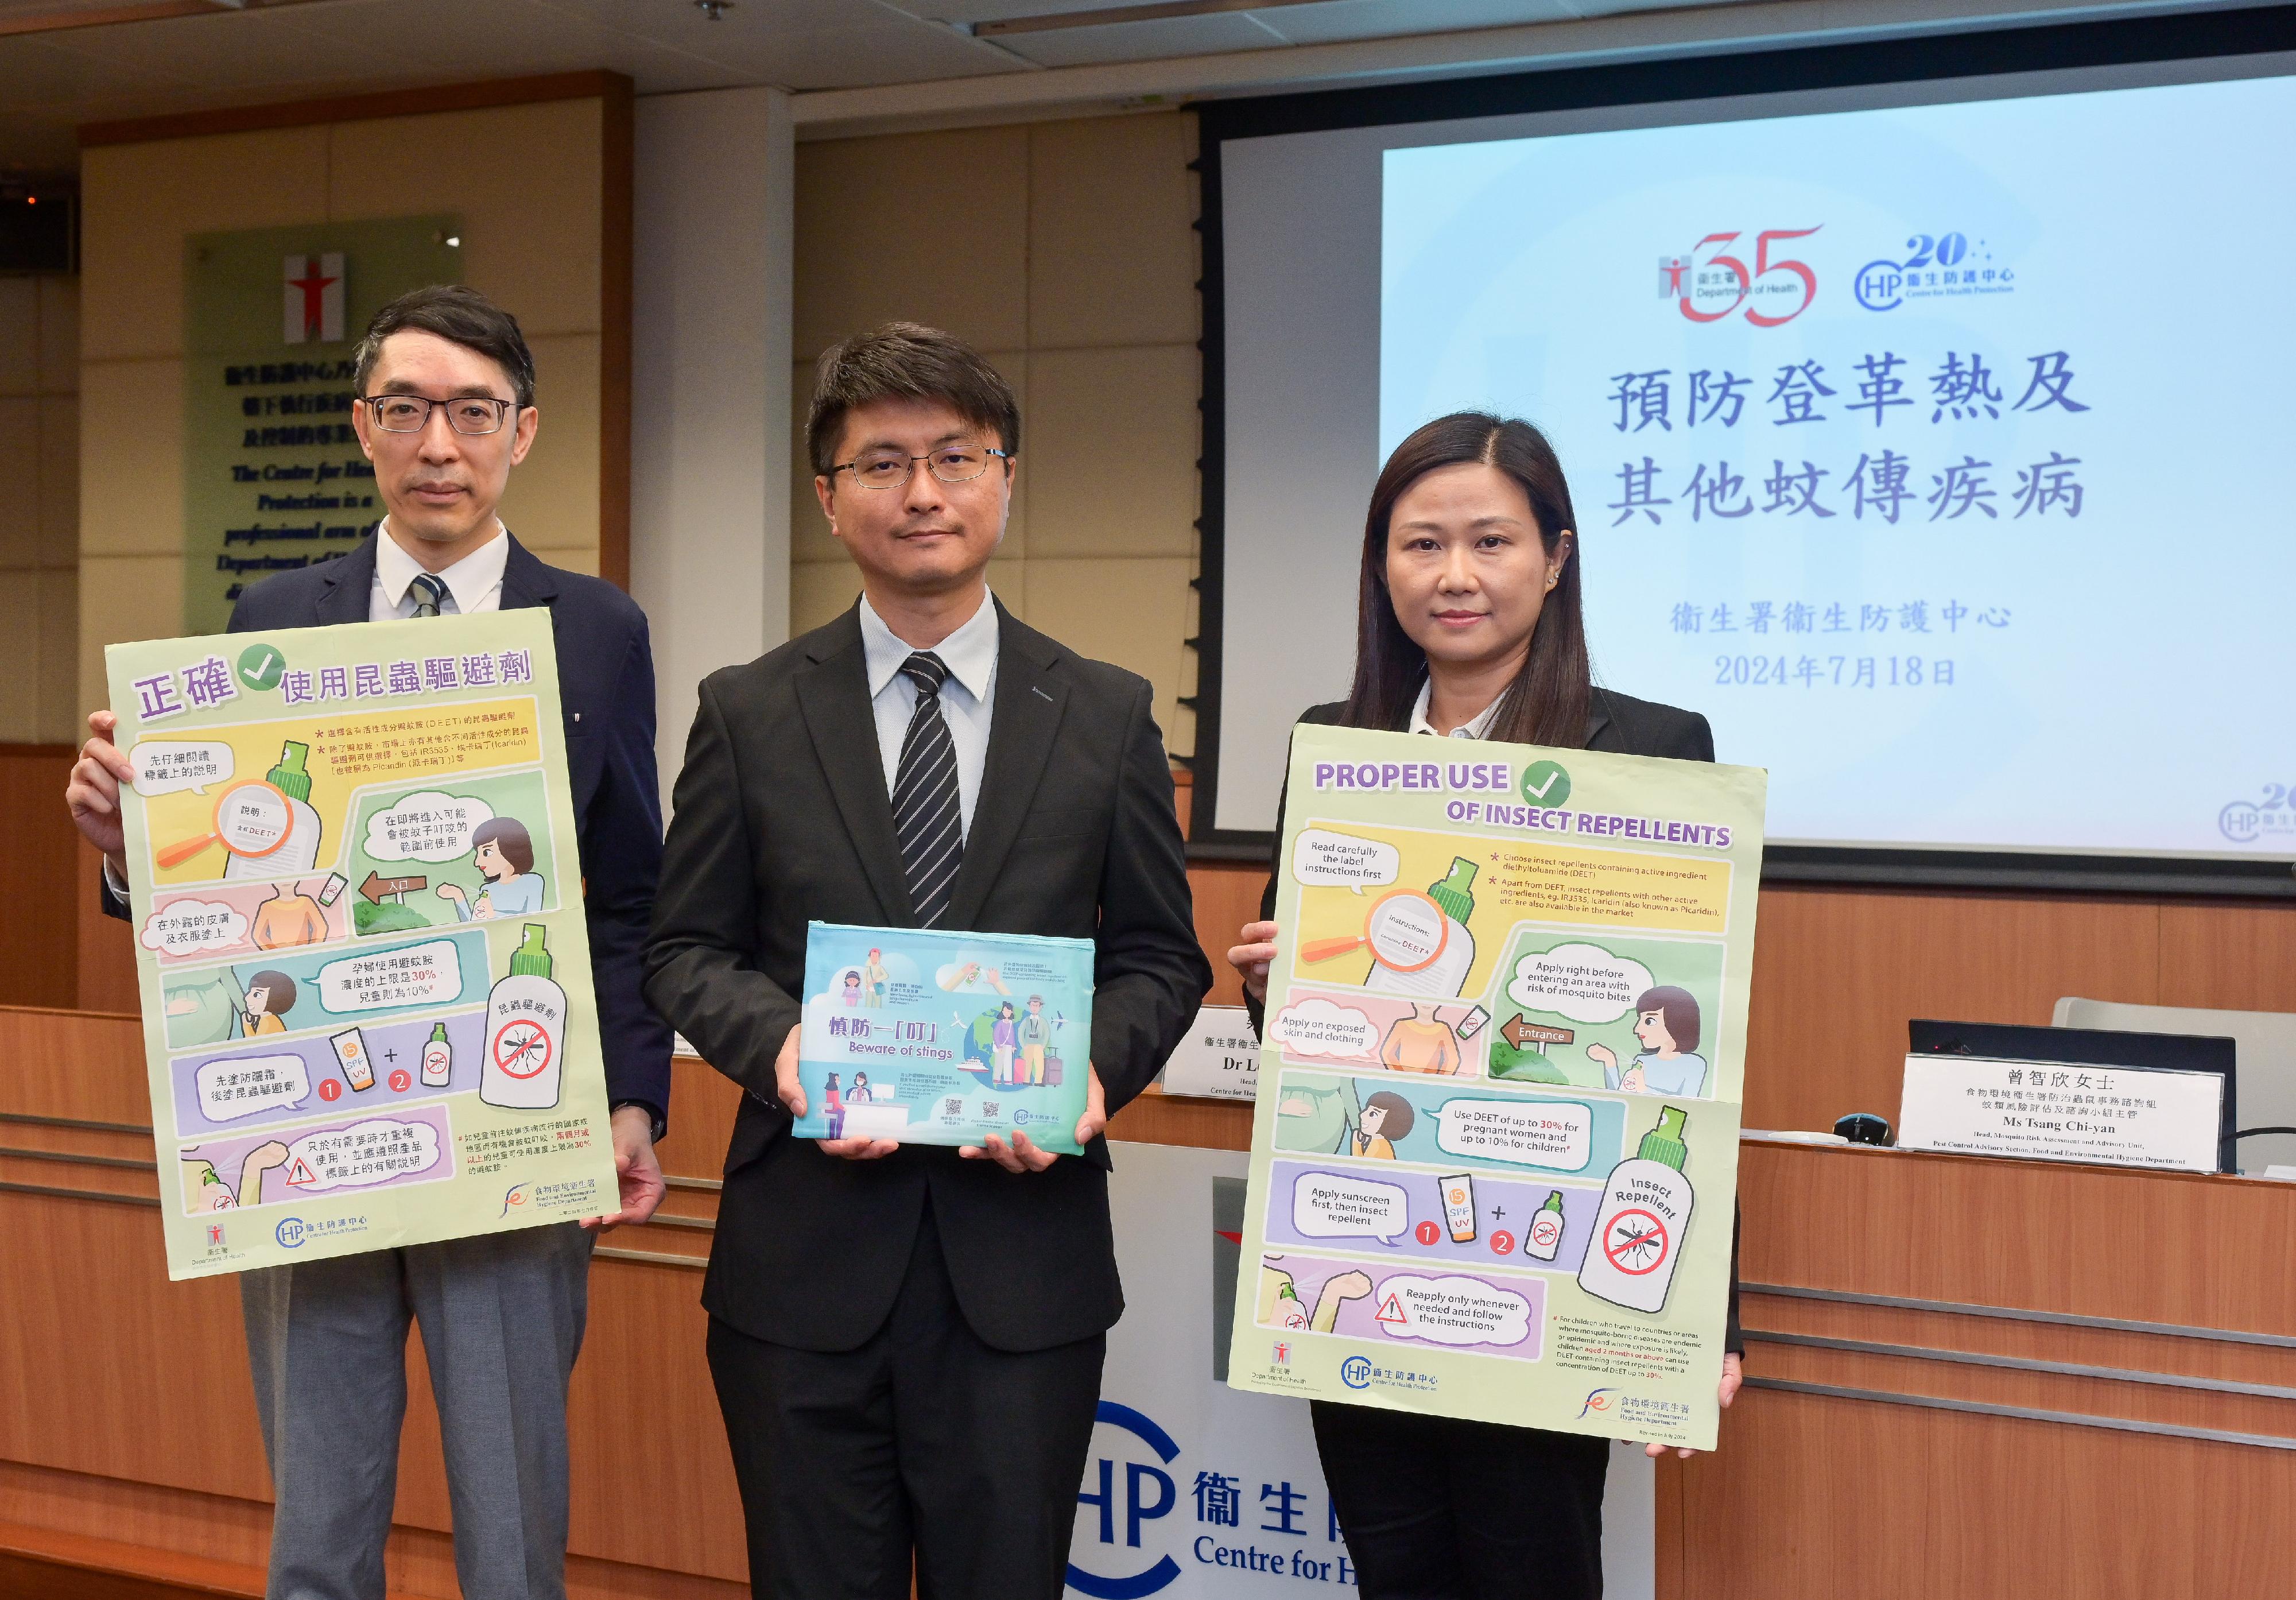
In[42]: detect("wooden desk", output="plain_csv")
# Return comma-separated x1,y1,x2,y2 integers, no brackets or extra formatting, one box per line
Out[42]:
9,1006,2295,1599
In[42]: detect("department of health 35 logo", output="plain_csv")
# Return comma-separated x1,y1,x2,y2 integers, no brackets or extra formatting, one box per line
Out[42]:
1340,1356,1373,1389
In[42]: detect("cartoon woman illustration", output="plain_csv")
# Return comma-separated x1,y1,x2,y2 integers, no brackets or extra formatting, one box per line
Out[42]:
991,1002,1018,1087
841,970,863,1008
437,818,545,922
241,969,298,1036
1379,1001,1462,1075
863,949,889,1009
1587,985,1709,1097
823,1072,845,1139
847,1071,874,1105
1351,1090,1415,1160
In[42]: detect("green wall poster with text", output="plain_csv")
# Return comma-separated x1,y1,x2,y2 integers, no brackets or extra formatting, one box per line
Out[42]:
183,216,462,636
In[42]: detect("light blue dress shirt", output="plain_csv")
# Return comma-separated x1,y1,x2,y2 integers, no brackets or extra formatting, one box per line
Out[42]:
856,589,1000,840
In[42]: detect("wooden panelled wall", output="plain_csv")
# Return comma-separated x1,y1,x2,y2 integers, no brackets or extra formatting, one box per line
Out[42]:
18,765,2296,1119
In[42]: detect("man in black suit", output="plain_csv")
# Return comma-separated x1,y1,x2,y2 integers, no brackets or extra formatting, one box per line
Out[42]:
643,322,1210,1600
65,285,670,1600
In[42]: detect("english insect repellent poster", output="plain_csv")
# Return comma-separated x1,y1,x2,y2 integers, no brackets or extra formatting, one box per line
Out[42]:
1226,727,1765,1450
107,611,620,1279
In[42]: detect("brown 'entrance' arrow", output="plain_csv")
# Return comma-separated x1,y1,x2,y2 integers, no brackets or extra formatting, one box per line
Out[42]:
1500,1017,1574,1052
360,869,428,904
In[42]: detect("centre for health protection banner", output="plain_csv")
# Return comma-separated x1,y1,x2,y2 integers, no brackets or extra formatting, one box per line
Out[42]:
107,610,620,1279
1225,726,1765,1450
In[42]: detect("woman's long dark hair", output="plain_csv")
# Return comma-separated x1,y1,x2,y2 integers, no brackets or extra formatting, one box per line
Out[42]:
1343,412,1592,748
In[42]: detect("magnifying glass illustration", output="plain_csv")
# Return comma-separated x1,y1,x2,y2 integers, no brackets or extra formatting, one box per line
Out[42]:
156,778,296,870
1297,888,1451,973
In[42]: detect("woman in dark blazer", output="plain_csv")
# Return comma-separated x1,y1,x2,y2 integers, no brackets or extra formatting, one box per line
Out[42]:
1230,410,1742,1600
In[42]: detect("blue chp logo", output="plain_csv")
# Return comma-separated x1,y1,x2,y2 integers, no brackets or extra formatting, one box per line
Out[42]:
1068,1402,1182,1599
276,1217,309,1249
1340,1356,1372,1389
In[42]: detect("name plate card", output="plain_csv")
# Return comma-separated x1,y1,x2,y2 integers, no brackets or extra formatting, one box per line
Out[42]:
1159,1005,1261,1102
1897,1053,2224,1174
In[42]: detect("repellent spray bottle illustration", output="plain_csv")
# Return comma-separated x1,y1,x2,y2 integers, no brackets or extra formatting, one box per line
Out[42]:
225,741,323,878
1371,858,1478,997
1576,1106,1694,1314
1526,1190,1567,1262
480,925,567,1110
420,1020,453,1088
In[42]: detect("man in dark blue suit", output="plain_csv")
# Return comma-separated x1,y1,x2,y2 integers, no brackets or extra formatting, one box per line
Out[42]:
66,285,670,1600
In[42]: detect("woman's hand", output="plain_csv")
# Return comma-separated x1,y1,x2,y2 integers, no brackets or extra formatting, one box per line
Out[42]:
1643,1353,1743,1459
1228,920,1278,1004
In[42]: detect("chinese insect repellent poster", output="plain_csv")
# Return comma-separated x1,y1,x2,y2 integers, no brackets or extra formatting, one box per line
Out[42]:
107,611,620,1279
1226,727,1766,1450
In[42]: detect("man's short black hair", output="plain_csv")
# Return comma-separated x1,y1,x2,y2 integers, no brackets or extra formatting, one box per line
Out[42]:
806,321,1019,478
352,284,537,410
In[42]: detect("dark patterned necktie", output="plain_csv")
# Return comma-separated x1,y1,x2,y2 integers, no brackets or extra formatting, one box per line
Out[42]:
409,572,448,618
892,652,963,927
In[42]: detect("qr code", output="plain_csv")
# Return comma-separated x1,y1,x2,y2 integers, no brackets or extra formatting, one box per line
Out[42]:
982,1101,1000,1118
943,1097,963,1117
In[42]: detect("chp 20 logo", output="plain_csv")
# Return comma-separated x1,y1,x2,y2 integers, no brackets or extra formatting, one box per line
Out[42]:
1658,229,1820,327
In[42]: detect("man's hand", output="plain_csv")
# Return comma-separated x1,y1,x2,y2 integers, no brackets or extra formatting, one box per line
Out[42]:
777,1024,898,1161
1228,920,1278,1005
1644,1353,1743,1459
962,1063,1106,1173
65,710,134,882
582,1105,667,1231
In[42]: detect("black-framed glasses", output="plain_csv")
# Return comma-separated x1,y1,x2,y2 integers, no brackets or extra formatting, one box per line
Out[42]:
360,394,517,436
833,445,1011,490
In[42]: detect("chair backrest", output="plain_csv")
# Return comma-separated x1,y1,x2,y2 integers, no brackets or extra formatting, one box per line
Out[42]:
2053,997,2296,1174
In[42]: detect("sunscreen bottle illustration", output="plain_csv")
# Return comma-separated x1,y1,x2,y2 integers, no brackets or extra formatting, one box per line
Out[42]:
1440,1173,1477,1243
226,741,323,879
480,925,567,1110
329,1026,375,1092
1371,858,1479,997
1526,1190,1566,1261
1576,1106,1694,1314
420,1021,453,1088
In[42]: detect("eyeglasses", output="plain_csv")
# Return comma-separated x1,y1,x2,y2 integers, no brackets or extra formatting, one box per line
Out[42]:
360,394,517,435
832,445,1011,490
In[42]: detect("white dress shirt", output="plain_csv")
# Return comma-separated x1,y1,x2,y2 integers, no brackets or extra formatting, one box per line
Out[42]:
857,588,1000,840
371,520,510,621
1408,679,1504,739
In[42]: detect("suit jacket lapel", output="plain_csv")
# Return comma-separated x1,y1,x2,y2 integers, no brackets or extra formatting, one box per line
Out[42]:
498,531,560,612
796,609,911,924
944,606,1067,931
315,534,381,625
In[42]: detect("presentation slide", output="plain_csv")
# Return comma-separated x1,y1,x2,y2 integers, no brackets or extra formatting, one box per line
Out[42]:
1382,73,2295,858
1210,55,2296,864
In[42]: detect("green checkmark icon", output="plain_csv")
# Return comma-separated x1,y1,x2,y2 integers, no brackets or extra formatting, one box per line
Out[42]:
1519,760,1572,808
236,644,286,692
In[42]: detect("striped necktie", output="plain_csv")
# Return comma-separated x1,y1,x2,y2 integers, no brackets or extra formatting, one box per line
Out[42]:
892,652,963,928
409,572,448,618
